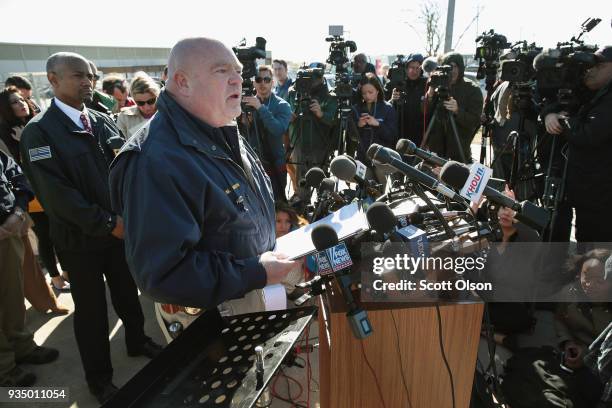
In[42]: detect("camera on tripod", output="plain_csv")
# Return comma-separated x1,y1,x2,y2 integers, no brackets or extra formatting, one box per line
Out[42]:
474,29,510,84
324,35,361,100
294,66,324,112
429,65,453,98
500,42,542,84
386,55,408,93
534,17,601,108
232,37,267,109
325,35,357,72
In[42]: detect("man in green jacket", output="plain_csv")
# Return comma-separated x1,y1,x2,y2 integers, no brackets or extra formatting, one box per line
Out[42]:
423,52,483,163
286,70,337,201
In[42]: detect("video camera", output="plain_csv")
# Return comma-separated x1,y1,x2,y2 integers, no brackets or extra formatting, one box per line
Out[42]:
232,37,267,105
294,66,324,112
534,17,601,107
387,55,407,89
500,42,542,84
325,35,357,73
474,29,510,85
324,35,361,100
428,65,453,98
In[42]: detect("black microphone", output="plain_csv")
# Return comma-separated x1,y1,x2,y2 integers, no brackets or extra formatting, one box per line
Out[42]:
396,138,447,167
439,161,551,230
367,144,464,203
311,224,373,339
304,167,326,189
329,155,381,198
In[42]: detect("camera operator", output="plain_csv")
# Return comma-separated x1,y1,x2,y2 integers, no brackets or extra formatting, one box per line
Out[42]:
352,53,376,75
349,73,398,180
287,69,337,202
240,65,292,202
424,52,484,163
543,46,612,244
386,53,427,146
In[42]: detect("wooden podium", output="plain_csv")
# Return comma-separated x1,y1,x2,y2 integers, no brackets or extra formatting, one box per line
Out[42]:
318,284,484,408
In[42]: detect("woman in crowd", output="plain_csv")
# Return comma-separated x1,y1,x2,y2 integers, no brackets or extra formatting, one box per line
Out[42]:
0,87,69,313
350,73,398,166
116,73,159,138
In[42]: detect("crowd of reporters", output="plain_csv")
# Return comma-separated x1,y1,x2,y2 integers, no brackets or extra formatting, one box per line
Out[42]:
0,34,611,406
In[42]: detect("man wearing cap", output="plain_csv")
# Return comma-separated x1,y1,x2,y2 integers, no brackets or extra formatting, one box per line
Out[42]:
387,53,428,146
423,52,484,163
544,46,612,245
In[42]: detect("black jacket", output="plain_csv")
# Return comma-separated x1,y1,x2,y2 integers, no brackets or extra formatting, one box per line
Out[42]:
0,149,32,224
19,100,124,252
386,77,427,146
565,82,612,210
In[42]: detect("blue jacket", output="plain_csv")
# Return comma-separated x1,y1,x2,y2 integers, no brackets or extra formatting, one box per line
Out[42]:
274,78,293,102
109,91,276,308
351,101,398,163
242,94,291,171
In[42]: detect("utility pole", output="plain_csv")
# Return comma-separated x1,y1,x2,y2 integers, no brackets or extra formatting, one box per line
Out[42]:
444,0,456,52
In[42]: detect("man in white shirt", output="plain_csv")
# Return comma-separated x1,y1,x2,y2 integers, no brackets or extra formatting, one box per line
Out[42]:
19,52,162,404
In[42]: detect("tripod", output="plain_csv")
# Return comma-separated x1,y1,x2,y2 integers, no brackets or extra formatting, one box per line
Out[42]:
421,90,466,163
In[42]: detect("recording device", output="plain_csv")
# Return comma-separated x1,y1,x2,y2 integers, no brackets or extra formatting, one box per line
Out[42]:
534,17,600,107
325,35,357,72
294,66,325,112
233,37,267,110
367,144,465,204
439,161,550,230
325,35,360,99
500,42,542,84
386,55,408,97
311,224,373,339
474,29,511,83
428,65,453,98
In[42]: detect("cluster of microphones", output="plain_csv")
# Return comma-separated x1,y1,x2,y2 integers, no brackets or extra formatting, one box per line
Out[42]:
293,140,551,340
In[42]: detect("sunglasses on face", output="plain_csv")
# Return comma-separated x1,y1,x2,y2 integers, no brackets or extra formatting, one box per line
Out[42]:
135,97,157,106
255,76,272,84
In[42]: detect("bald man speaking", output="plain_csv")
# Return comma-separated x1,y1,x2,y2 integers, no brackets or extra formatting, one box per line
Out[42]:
110,38,295,318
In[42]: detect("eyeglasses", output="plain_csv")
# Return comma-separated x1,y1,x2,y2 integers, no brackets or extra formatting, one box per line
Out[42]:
135,97,157,106
255,77,272,84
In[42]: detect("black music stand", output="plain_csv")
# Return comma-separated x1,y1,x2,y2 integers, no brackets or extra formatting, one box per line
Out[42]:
102,306,317,408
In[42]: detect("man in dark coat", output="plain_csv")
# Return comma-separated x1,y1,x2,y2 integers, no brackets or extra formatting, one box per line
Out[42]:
20,52,161,404
423,52,484,163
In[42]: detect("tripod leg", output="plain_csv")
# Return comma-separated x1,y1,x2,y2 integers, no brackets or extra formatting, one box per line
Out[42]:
421,109,438,148
447,111,466,163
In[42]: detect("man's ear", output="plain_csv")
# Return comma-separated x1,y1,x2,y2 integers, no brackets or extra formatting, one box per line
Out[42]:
172,69,191,96
47,71,59,89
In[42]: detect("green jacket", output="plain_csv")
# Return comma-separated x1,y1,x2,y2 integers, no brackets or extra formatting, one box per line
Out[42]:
287,87,337,167
425,78,483,163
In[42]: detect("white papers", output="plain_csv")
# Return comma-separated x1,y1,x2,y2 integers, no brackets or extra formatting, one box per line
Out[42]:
274,202,369,260
263,284,287,311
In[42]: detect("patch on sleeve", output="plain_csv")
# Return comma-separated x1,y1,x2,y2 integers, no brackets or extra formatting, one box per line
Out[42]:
29,146,52,162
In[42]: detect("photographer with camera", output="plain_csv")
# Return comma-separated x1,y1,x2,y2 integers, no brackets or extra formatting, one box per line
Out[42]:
350,73,398,175
287,68,337,202
543,46,612,244
423,52,484,163
240,65,292,202
386,53,427,146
